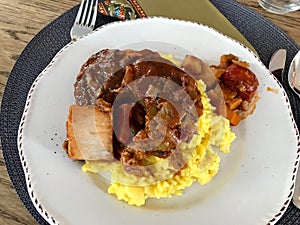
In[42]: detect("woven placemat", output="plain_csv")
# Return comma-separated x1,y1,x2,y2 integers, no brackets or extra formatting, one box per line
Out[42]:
0,0,299,224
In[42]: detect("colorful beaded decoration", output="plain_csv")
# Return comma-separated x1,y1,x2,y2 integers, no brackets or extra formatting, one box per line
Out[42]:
98,0,147,20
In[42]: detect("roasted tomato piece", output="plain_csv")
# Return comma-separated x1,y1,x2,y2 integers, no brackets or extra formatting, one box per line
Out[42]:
222,64,258,100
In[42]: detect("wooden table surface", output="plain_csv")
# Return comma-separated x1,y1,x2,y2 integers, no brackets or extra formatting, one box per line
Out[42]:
0,0,299,224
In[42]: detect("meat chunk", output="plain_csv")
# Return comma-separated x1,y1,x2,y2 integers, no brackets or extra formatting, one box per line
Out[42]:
181,55,217,90
109,61,202,171
181,55,226,116
221,64,259,101
74,49,171,106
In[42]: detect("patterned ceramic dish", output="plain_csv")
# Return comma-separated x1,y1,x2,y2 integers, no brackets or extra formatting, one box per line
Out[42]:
18,17,299,225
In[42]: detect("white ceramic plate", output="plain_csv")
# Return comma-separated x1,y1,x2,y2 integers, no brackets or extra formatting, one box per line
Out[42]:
18,17,299,225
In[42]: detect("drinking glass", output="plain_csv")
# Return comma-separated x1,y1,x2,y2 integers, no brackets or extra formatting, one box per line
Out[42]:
258,0,300,14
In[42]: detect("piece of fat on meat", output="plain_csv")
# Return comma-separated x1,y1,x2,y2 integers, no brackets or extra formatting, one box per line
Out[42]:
65,105,113,161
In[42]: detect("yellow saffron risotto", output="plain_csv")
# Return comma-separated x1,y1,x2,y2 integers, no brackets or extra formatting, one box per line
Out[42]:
82,80,236,206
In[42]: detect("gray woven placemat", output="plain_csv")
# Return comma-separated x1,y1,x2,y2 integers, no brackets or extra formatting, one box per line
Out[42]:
0,0,299,224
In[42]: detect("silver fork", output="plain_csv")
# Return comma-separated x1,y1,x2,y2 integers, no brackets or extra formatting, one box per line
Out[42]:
70,0,98,41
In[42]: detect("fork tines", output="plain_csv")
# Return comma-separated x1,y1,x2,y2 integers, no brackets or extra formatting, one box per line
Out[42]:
75,0,98,28
71,0,98,40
